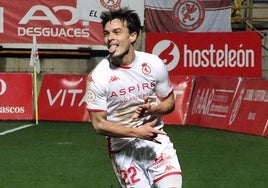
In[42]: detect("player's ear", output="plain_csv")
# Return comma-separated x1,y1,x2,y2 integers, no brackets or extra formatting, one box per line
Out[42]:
129,32,137,43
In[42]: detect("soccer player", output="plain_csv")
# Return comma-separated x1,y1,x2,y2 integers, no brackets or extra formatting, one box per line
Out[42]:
85,7,182,188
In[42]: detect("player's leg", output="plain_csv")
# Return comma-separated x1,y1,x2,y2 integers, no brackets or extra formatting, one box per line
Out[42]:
153,173,182,188
110,151,152,188
149,134,182,188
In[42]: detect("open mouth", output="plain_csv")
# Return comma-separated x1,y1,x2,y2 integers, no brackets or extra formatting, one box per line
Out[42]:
108,44,118,54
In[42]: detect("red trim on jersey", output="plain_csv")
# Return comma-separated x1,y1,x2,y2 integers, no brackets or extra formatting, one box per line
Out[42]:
153,171,182,183
107,137,121,155
107,137,113,157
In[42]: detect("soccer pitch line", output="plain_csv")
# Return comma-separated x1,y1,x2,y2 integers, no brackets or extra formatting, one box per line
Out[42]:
0,123,36,136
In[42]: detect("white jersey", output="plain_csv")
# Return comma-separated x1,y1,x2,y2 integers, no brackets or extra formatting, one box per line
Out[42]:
85,51,173,152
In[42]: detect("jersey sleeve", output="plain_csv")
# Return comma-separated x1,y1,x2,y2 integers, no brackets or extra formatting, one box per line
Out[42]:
154,57,173,98
85,73,107,111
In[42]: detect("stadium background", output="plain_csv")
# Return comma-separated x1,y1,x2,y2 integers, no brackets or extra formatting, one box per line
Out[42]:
0,0,267,77
0,0,267,135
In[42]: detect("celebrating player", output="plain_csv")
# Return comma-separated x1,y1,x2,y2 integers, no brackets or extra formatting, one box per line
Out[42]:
85,7,182,188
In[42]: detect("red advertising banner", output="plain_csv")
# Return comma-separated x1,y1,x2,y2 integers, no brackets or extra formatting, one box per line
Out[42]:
0,0,104,49
186,76,239,129
162,75,194,125
145,32,262,78
224,78,268,136
38,74,89,122
0,73,33,120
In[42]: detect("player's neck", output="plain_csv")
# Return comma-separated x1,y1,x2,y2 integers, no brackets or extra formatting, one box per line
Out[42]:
111,49,135,66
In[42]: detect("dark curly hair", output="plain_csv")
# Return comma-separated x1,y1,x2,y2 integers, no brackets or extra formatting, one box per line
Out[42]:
100,7,141,38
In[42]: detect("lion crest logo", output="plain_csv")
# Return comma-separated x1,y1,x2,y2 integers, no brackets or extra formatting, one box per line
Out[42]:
100,0,121,9
173,0,205,31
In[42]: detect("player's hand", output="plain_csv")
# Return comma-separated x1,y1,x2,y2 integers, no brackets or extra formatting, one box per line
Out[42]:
135,119,166,144
132,95,152,119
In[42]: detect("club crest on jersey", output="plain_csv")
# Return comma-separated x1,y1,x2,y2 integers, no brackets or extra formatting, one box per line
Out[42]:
173,0,205,31
142,63,151,75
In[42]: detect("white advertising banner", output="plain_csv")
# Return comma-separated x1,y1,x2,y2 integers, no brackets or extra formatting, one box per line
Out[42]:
77,0,145,25
145,0,232,32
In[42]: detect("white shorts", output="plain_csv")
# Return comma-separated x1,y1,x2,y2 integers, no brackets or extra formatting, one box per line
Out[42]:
110,134,182,188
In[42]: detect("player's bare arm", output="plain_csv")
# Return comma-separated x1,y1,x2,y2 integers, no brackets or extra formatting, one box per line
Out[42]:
154,91,175,115
89,111,166,141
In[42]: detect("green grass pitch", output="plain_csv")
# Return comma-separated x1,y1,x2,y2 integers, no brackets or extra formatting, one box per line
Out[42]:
0,121,267,188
